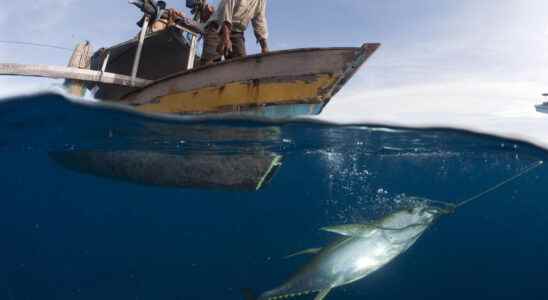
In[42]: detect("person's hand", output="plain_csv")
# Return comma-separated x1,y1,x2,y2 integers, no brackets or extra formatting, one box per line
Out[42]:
201,4,215,22
217,23,233,56
217,34,233,56
259,39,269,54
167,8,183,18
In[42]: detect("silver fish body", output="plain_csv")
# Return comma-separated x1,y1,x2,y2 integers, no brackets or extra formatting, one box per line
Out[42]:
260,204,438,300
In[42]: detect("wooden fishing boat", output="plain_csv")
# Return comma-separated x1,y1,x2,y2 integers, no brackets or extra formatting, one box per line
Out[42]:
0,7,379,118
84,25,379,118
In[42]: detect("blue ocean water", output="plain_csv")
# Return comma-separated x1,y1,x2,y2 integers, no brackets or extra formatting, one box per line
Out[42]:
1,93,547,300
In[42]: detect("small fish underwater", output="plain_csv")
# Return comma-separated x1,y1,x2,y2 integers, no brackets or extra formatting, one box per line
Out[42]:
245,161,544,300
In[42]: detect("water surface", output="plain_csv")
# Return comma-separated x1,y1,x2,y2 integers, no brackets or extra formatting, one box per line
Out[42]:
1,93,547,300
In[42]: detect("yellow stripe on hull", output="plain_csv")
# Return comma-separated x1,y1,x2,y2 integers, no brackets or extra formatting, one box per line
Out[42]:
134,74,337,114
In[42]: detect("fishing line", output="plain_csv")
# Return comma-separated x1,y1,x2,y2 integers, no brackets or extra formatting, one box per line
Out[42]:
0,40,72,52
422,160,544,214
350,161,543,233
454,160,544,209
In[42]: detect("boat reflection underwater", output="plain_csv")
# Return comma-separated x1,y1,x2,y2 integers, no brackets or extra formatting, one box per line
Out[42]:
250,161,544,300
49,150,282,191
49,124,284,191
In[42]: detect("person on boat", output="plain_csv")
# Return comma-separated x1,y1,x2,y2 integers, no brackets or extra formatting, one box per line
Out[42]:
200,0,269,65
196,3,221,65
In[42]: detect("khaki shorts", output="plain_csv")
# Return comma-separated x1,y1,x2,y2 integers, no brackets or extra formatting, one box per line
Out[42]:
201,26,222,65
226,31,246,60
200,26,247,65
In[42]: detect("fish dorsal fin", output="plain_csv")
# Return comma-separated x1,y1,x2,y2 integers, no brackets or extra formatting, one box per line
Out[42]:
314,287,333,300
321,224,376,237
284,248,322,259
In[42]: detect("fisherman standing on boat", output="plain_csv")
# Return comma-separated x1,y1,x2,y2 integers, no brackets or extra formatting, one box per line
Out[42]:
200,0,269,64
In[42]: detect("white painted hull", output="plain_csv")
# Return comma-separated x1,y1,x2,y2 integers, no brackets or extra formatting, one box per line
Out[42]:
536,104,548,114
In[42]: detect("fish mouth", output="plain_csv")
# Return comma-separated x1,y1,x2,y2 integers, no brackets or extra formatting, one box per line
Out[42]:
424,201,457,216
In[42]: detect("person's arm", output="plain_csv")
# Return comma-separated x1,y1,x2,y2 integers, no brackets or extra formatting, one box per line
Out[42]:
216,0,237,55
252,0,269,54
218,21,233,56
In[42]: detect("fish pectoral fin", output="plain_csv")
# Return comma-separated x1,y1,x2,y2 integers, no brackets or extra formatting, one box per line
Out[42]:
284,248,322,259
321,224,375,237
314,287,333,300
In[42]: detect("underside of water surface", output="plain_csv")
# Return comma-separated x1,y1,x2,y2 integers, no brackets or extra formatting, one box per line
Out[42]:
1,93,547,300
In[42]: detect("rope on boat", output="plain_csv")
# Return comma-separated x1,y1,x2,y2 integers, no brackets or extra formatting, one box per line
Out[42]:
0,40,72,52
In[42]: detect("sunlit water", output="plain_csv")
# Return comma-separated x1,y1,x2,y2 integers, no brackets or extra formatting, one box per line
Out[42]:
1,93,547,300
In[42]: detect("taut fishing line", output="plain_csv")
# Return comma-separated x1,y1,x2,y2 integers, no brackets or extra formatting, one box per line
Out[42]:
453,160,544,209
377,160,544,231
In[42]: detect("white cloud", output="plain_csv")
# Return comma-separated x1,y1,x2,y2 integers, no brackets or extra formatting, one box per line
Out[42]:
322,79,548,148
317,0,548,149
1,1,75,39
326,80,542,118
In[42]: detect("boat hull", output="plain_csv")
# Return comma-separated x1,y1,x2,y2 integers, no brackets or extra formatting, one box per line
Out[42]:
536,104,548,114
120,43,380,117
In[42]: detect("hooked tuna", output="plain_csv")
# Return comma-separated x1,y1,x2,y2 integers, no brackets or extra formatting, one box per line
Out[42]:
247,160,543,300
257,201,441,300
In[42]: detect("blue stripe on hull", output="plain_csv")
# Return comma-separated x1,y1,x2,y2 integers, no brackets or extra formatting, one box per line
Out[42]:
217,103,325,119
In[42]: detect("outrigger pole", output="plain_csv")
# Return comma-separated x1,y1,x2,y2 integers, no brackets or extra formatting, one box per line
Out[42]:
0,63,153,88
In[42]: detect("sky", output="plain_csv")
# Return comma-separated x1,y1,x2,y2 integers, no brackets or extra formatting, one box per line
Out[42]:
1,0,548,146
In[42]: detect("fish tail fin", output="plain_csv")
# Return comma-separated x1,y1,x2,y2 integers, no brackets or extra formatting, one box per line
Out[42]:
242,288,258,300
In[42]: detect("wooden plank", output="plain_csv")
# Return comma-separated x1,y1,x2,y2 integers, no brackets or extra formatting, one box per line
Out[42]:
64,41,93,97
0,63,153,88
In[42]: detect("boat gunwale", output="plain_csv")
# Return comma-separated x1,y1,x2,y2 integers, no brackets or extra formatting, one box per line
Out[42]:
122,44,379,99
